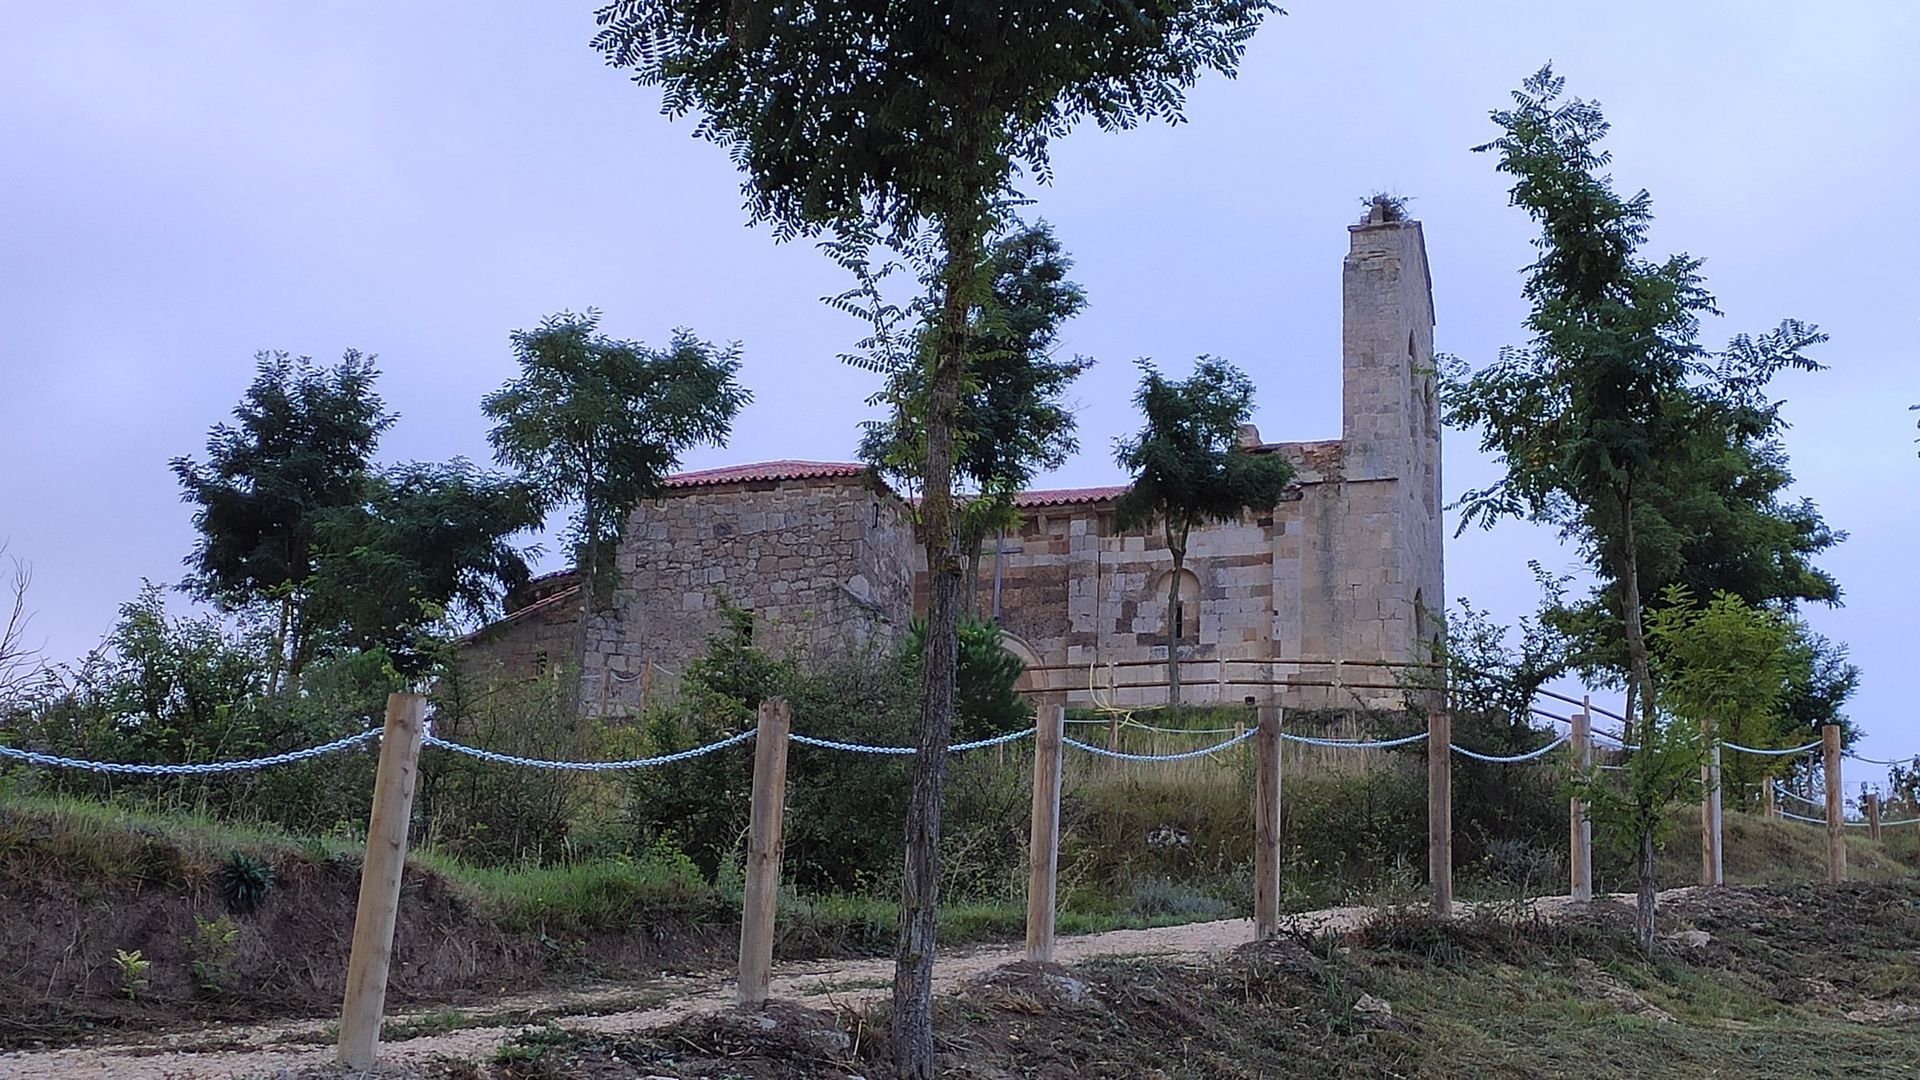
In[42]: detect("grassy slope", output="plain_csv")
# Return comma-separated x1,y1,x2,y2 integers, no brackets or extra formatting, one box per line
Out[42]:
0,794,1224,1046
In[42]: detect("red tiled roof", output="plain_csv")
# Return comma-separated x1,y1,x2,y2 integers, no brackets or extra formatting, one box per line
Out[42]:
663,460,869,490
1013,484,1130,508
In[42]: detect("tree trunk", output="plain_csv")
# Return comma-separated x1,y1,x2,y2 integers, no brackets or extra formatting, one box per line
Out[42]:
1617,487,1655,742
1165,532,1185,707
1636,826,1657,954
961,523,984,621
575,495,599,715
266,593,292,697
892,217,978,1080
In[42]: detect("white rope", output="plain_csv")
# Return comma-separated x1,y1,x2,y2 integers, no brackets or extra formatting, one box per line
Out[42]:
787,727,1036,755
1847,752,1916,766
0,729,381,775
424,729,755,770
1882,817,1920,827
1779,809,1826,825
1449,733,1570,764
1064,728,1257,762
1724,739,1822,757
1772,782,1825,808
1278,730,1428,750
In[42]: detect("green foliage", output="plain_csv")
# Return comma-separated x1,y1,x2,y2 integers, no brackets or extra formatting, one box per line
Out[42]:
1113,357,1295,550
1113,356,1292,700
857,221,1093,499
419,664,606,866
1577,714,1703,855
113,948,150,1001
1646,587,1797,799
187,914,241,995
1779,626,1861,752
482,310,749,597
1433,600,1576,878
622,603,1033,893
306,460,539,674
218,850,276,914
169,351,538,682
460,846,720,934
15,589,396,832
905,617,1034,739
171,350,394,689
593,0,1278,245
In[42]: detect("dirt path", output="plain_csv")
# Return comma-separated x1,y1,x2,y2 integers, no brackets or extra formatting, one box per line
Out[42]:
0,893,1660,1079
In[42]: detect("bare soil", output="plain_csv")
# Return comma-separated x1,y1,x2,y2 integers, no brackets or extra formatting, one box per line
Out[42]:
0,891,1661,1078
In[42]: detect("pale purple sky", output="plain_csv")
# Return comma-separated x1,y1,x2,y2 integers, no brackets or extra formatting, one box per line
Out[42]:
3,4,1916,770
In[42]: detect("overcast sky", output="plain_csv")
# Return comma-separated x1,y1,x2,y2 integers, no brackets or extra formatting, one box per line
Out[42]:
3,3,1916,771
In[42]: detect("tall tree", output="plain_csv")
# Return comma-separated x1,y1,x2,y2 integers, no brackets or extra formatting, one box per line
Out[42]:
593,6,1276,1067
172,351,393,693
482,310,749,609
1113,358,1292,703
1446,66,1716,737
855,220,1094,611
1445,67,1829,947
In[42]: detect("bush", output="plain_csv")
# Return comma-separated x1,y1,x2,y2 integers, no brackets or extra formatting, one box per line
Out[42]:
419,664,608,865
626,601,1035,895
11,588,392,834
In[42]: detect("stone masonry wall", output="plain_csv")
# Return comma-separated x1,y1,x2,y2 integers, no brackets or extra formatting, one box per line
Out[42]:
462,213,1445,717
581,474,916,715
458,587,581,686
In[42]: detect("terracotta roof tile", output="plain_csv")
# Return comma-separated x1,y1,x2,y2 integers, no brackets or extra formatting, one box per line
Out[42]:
663,460,869,490
1012,484,1130,508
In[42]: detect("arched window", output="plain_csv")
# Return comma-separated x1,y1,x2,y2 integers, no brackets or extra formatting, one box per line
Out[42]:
1156,568,1203,643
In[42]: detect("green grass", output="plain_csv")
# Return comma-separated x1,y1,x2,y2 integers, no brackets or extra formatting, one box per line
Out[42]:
0,794,1229,956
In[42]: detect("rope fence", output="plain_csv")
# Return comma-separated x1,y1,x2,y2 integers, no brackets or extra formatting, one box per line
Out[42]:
0,729,381,775
1063,728,1257,762
5,675,1917,1071
1449,733,1569,764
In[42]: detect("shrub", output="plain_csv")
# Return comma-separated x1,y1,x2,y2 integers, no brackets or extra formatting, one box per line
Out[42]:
627,601,1034,894
419,664,605,865
187,915,241,995
219,850,275,913
114,948,150,1000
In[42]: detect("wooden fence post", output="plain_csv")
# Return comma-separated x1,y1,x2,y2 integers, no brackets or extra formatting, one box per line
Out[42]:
1823,723,1846,884
1701,731,1724,887
1428,707,1453,919
1569,709,1593,904
337,692,428,1069
1763,776,1778,819
1867,791,1882,841
1253,699,1283,939
1025,703,1066,963
737,698,791,1007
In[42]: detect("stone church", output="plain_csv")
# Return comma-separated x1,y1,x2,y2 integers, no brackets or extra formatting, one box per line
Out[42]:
461,210,1444,711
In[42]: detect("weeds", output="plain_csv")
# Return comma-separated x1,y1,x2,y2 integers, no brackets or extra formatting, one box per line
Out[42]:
218,850,275,913
187,915,241,996
113,948,150,1000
